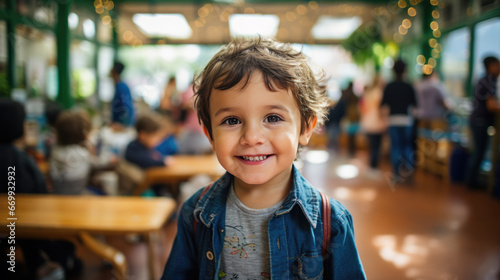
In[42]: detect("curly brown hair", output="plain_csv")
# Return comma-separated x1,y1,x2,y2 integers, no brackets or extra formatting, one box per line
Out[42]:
193,37,330,139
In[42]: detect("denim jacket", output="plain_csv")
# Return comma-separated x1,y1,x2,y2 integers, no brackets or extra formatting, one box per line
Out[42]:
162,166,366,279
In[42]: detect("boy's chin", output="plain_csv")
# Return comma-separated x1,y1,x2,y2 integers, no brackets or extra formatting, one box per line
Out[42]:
235,175,271,186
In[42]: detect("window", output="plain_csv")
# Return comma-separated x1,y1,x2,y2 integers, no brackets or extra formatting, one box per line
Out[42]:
441,27,470,98
472,17,500,83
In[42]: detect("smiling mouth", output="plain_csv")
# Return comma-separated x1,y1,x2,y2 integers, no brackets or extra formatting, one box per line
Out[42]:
239,155,270,161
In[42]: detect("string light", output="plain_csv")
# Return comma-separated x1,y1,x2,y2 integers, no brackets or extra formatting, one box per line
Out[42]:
395,0,441,74
430,21,439,30
308,1,319,9
296,4,307,15
417,55,426,65
428,57,437,67
408,7,417,17
399,25,408,35
402,19,412,28
428,38,437,48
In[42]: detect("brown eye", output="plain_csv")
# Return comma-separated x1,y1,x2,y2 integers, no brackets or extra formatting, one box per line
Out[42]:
265,115,283,123
222,117,241,125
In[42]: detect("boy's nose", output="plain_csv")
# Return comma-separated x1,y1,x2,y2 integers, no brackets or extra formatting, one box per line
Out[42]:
240,123,265,146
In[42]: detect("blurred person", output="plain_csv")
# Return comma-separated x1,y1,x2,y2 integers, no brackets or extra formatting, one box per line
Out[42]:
124,113,175,196
0,99,46,193
162,37,365,279
176,83,213,154
466,56,500,189
49,110,108,195
415,71,450,121
0,98,69,280
124,113,174,169
43,99,63,160
381,59,417,179
360,76,387,174
155,114,179,156
325,97,345,152
110,61,135,130
343,82,360,157
159,77,177,114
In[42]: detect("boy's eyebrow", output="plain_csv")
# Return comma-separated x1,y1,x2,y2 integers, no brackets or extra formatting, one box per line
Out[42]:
265,104,291,113
214,105,291,117
214,107,235,117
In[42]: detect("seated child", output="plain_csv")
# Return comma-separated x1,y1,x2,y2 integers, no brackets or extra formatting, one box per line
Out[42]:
162,38,366,279
50,110,104,195
124,113,173,168
0,99,77,279
0,99,46,193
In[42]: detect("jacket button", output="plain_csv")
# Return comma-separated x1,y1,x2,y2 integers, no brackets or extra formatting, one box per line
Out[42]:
206,251,214,260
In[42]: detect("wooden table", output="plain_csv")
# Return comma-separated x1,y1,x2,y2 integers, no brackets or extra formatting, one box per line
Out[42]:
134,154,226,195
0,195,176,280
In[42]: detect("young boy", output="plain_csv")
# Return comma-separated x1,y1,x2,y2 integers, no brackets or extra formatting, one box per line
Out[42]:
162,38,365,279
124,113,172,168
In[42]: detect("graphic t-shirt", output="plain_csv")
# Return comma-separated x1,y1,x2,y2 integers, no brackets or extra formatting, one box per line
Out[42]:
218,185,284,280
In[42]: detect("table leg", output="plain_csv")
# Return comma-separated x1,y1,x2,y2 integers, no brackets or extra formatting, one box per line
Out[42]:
146,231,159,280
79,232,127,279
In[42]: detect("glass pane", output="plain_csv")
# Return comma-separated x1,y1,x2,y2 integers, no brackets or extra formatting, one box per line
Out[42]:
70,40,96,100
97,19,112,43
17,0,57,26
473,17,500,83
0,21,7,97
118,45,221,108
441,27,470,98
15,24,56,99
98,46,114,102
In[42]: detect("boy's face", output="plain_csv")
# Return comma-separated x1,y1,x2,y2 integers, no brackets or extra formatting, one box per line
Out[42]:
205,71,316,187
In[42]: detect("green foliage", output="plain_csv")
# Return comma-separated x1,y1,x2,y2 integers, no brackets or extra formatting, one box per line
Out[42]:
342,24,399,69
0,73,10,98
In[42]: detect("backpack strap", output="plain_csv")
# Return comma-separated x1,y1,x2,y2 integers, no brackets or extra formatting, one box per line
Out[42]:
193,184,212,234
320,191,331,259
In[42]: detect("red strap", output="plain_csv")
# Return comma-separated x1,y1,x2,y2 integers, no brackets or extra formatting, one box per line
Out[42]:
193,184,212,234
320,192,331,258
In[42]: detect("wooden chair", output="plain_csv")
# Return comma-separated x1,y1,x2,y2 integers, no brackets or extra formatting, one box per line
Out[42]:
79,232,127,279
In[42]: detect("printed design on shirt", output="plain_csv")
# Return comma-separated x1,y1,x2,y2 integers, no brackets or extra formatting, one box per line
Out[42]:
218,271,270,280
224,225,257,259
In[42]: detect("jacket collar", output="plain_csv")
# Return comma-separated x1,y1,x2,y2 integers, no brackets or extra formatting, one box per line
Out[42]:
194,165,320,229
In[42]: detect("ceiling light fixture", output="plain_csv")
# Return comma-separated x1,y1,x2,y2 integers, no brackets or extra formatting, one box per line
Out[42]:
228,14,280,38
312,16,362,40
132,13,192,39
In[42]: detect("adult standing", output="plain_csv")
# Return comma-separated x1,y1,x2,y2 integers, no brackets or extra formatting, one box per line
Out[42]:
360,75,387,174
381,59,417,180
415,71,450,121
466,56,500,189
110,61,135,129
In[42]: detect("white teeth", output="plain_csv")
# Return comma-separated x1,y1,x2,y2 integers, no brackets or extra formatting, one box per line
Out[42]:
242,155,268,161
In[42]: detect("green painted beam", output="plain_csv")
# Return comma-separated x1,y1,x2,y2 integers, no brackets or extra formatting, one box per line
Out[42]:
56,0,73,109
6,0,15,92
466,23,475,97
76,0,390,4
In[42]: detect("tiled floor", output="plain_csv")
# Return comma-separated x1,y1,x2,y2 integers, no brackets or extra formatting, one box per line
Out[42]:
69,149,500,280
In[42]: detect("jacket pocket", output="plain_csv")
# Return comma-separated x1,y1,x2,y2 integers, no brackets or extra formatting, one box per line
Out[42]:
291,251,323,280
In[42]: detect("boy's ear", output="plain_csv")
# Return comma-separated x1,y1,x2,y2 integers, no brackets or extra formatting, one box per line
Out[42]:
202,125,215,150
299,117,317,146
